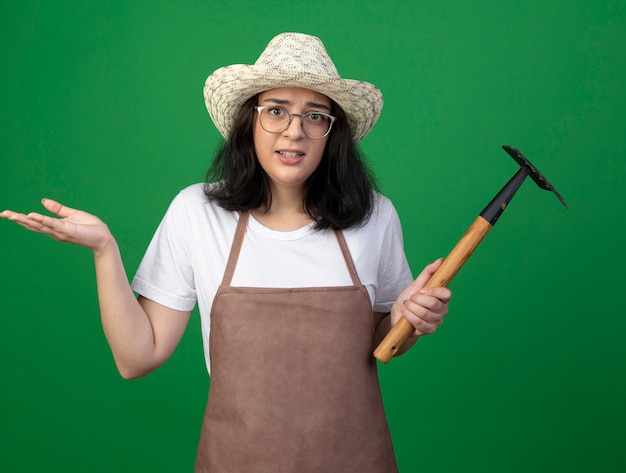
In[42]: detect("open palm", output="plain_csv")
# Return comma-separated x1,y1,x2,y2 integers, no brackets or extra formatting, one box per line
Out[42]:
1,198,113,253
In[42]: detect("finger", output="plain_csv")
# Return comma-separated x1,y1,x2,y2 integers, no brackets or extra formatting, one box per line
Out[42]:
23,213,58,231
403,302,446,334
6,210,67,239
402,309,441,336
405,288,449,320
26,211,59,226
1,211,40,226
2,199,73,221
28,211,78,237
404,296,446,322
7,214,57,236
1,210,19,220
415,286,452,304
1,209,35,221
41,198,74,218
405,258,445,294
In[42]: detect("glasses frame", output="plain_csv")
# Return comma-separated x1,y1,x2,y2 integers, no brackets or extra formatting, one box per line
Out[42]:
254,105,336,140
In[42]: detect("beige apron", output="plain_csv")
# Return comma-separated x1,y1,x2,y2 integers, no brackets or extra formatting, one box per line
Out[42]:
195,212,398,472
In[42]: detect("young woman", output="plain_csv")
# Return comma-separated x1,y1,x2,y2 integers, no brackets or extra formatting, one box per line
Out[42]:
2,33,451,472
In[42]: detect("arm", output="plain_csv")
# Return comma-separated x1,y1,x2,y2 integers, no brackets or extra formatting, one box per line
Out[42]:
1,198,190,379
374,259,452,357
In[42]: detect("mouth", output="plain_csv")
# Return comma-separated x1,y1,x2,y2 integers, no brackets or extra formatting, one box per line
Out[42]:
278,151,304,159
276,150,305,164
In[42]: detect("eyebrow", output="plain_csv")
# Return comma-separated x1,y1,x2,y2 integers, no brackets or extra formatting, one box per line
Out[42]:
261,97,331,112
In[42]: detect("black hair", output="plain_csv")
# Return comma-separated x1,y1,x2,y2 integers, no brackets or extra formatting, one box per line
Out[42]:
204,95,378,230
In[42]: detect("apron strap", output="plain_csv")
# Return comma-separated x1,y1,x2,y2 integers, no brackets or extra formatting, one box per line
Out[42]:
334,229,363,286
221,211,363,287
221,211,250,286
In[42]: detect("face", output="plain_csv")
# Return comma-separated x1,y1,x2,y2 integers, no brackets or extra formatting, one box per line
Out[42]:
253,87,331,195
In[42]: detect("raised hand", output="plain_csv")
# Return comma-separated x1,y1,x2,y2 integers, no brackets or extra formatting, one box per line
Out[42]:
1,198,114,254
3,198,190,378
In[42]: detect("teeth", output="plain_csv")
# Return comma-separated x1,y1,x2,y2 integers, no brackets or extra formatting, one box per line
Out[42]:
279,151,303,158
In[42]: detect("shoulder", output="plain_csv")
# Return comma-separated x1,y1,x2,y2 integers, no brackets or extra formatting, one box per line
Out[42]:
168,183,229,215
367,192,401,229
371,192,396,216
344,192,402,240
175,182,210,204
161,183,239,232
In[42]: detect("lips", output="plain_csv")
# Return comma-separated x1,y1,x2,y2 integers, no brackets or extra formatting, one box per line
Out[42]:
278,151,304,159
276,150,305,165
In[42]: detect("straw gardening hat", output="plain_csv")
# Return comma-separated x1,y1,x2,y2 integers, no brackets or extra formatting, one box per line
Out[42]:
203,32,383,143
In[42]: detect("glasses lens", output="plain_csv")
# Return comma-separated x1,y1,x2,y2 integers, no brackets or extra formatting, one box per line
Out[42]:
302,113,332,139
259,107,289,133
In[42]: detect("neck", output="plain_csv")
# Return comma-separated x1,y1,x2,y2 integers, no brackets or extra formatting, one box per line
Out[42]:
253,185,312,231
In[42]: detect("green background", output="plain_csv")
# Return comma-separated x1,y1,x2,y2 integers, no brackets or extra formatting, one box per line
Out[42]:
1,1,624,471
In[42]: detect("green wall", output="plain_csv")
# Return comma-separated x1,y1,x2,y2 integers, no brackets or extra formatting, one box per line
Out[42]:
1,1,624,471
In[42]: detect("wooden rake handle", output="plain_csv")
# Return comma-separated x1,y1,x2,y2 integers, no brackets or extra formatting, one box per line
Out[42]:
372,146,567,364
373,216,492,363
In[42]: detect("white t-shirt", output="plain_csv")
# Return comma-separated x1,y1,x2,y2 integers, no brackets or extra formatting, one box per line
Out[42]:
131,183,414,372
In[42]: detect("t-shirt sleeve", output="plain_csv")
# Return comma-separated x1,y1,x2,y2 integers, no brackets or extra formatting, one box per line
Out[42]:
372,200,414,313
131,192,197,312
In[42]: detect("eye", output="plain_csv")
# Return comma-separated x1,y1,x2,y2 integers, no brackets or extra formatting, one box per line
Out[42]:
267,106,287,118
307,112,326,123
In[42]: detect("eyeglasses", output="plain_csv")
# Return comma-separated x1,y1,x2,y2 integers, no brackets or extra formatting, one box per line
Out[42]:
254,106,336,139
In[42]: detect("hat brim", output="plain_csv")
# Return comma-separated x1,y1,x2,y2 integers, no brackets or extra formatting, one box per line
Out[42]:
204,64,383,143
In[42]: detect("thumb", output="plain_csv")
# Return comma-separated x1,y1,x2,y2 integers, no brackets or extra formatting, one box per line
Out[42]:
407,258,444,294
41,198,74,219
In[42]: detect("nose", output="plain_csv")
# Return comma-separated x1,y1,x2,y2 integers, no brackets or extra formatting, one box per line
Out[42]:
283,114,306,139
